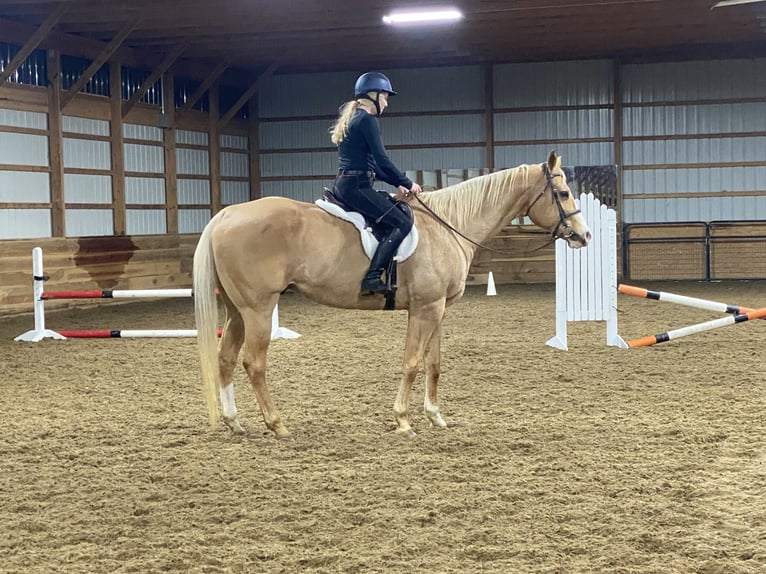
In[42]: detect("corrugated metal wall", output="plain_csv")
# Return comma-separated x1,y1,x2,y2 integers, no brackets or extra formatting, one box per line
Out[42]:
2,57,765,240
256,58,765,225
621,59,766,223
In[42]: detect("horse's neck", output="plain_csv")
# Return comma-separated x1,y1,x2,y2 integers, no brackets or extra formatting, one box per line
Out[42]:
460,168,532,249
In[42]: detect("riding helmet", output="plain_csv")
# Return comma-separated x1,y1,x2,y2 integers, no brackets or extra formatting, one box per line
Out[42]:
354,72,397,97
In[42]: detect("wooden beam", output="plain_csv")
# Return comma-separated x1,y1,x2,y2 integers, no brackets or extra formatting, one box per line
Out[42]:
110,61,126,236
47,49,65,237
122,42,186,118
179,58,230,113
248,97,261,200
483,63,494,172
60,18,139,111
613,57,623,215
0,16,252,88
162,71,178,235
0,2,69,88
209,83,221,214
218,63,278,130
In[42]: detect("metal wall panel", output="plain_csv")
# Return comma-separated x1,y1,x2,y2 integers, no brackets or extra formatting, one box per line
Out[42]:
261,151,336,177
125,177,165,204
123,123,163,141
178,178,210,204
262,180,325,204
622,59,766,103
0,208,51,239
623,166,766,196
176,148,209,175
63,173,111,203
494,109,613,140
178,208,211,233
258,70,358,118
624,196,766,224
124,143,164,173
63,138,110,169
65,208,113,236
261,118,335,149
220,134,248,150
0,132,48,166
0,170,49,202
126,209,166,235
494,60,613,107
387,147,486,172
623,137,766,165
495,143,613,169
221,151,248,178
0,108,46,129
623,102,766,137
62,116,109,136
380,114,485,145
176,129,209,146
385,66,484,112
222,181,250,205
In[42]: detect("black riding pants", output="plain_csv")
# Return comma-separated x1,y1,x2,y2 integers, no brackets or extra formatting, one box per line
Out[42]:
334,174,413,236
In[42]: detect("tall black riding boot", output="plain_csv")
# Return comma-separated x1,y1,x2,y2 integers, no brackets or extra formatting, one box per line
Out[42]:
361,228,406,295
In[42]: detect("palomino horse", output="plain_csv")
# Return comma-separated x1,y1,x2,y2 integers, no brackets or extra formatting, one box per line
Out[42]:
193,151,591,438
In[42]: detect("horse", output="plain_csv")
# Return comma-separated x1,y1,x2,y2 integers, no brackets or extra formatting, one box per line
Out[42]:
193,151,591,439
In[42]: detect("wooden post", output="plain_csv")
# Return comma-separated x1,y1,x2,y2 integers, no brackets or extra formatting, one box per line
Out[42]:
47,49,65,237
613,57,623,212
484,63,495,171
163,72,178,234
209,82,221,214
248,97,261,200
110,60,126,235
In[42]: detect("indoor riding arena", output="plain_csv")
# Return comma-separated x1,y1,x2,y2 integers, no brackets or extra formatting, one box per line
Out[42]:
1,2,765,573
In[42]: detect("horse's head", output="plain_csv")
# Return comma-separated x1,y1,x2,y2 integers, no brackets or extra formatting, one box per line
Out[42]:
525,151,591,248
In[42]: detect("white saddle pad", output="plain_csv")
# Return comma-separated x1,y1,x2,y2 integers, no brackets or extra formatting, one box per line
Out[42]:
315,199,418,262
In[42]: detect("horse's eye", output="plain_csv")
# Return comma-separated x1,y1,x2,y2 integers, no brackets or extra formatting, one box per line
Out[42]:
557,190,570,200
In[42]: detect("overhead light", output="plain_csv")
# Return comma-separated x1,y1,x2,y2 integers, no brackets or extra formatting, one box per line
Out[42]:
712,0,766,8
382,8,463,25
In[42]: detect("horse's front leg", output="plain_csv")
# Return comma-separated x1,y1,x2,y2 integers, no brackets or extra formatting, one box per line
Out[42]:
394,301,445,438
423,323,447,429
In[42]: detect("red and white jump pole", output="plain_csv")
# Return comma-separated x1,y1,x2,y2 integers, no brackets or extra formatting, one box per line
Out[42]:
14,247,300,342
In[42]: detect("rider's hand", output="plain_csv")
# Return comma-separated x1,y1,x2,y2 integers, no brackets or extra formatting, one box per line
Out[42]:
395,183,422,199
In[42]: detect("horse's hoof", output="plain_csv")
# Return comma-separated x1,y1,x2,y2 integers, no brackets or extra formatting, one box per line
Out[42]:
223,417,246,435
395,427,417,439
273,425,292,440
427,413,448,428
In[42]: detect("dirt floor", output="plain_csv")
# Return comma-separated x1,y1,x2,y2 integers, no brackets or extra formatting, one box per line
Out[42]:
1,281,764,574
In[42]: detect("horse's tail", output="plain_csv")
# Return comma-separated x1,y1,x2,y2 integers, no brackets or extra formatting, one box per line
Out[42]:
193,213,222,429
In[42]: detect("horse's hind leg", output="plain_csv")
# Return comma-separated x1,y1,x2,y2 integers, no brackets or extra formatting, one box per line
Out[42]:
240,303,291,439
218,302,246,434
423,322,447,429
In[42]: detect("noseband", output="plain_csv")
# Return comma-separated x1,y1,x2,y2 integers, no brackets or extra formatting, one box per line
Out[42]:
525,163,582,241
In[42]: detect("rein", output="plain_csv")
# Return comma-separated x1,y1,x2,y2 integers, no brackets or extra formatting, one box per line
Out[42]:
408,163,579,256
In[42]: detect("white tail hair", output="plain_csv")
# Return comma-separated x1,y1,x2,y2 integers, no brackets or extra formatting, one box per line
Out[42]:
193,214,221,428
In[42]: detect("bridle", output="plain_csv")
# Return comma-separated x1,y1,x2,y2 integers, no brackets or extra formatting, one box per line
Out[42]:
524,163,582,243
410,163,582,255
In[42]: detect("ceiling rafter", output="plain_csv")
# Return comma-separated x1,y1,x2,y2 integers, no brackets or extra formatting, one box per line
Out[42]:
0,2,69,87
61,18,140,110
218,62,279,130
122,42,187,117
179,58,230,114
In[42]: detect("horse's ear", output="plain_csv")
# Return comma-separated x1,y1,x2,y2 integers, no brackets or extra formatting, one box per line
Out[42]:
547,150,561,171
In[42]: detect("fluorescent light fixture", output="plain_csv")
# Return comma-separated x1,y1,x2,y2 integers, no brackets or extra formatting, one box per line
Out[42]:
712,0,766,8
382,9,463,25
